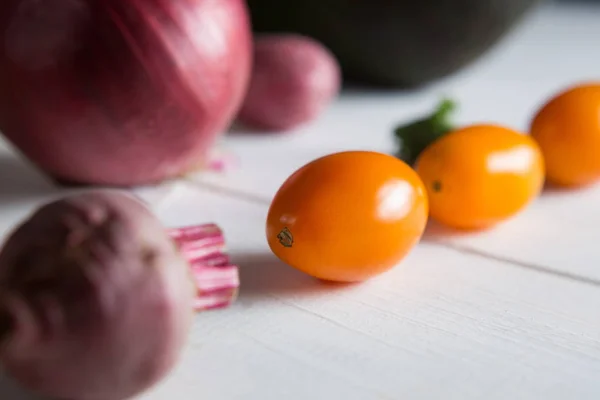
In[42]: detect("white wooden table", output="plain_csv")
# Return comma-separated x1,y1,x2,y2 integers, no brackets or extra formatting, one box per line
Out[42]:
1,3,600,399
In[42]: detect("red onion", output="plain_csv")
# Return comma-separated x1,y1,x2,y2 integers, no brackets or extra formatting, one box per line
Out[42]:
0,0,252,186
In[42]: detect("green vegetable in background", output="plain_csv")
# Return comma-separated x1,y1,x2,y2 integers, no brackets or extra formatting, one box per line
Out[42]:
394,99,457,166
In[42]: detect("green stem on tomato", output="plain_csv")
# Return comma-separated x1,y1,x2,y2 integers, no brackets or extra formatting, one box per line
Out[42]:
394,98,458,166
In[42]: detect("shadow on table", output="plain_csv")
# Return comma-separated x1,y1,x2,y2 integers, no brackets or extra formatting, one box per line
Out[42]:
422,219,476,241
233,252,354,301
0,154,58,206
541,180,600,197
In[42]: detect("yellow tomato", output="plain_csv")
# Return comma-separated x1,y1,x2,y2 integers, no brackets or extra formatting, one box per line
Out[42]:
266,151,428,283
415,124,545,230
531,83,600,187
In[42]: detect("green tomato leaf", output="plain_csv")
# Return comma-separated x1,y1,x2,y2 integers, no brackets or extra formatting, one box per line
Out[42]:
394,98,458,166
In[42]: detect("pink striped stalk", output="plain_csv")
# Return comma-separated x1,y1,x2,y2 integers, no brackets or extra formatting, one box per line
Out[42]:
168,224,239,311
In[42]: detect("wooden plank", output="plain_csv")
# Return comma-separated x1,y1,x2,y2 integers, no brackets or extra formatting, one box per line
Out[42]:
1,163,599,400
141,187,600,400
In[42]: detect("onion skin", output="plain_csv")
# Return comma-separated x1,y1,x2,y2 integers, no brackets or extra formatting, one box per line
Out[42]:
0,0,252,186
237,34,341,132
0,191,195,400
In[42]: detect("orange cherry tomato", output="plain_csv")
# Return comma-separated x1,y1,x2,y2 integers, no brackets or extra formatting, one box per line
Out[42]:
530,83,600,188
415,124,545,230
266,151,428,283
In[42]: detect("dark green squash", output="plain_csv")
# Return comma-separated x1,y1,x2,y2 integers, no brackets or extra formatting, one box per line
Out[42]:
247,0,541,87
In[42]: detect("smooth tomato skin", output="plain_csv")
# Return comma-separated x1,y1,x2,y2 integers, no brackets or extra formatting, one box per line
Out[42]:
415,125,545,230
530,83,600,188
266,151,428,283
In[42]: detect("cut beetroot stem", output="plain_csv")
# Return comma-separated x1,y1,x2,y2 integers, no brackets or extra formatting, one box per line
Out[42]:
168,224,239,311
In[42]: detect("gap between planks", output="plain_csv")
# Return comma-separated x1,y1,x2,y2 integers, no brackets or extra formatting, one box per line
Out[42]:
182,177,600,290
